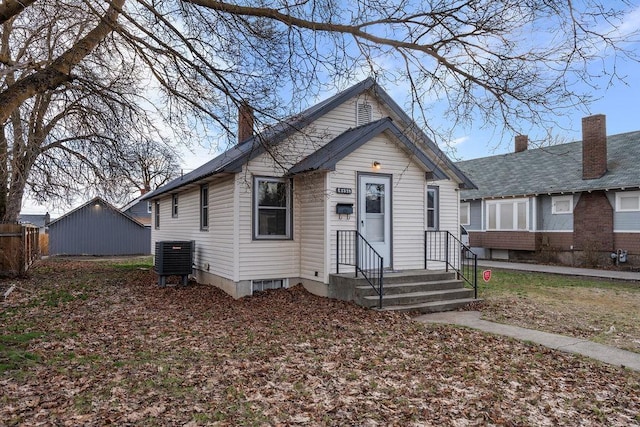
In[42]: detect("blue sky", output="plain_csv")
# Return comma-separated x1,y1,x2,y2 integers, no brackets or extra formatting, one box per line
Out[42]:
21,3,640,215
450,65,640,160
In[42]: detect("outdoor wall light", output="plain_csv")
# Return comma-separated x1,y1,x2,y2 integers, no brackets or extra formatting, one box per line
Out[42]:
372,161,381,170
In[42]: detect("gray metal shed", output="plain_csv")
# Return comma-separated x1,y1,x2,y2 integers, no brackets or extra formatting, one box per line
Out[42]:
49,197,150,256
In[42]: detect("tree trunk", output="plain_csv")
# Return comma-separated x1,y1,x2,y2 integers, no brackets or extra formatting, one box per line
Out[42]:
0,0,37,25
0,0,125,124
0,125,8,220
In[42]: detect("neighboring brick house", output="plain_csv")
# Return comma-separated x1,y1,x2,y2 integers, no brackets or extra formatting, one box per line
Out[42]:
456,115,640,267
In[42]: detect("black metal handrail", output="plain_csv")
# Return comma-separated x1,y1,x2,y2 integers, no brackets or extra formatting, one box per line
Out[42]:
425,230,478,299
336,230,384,308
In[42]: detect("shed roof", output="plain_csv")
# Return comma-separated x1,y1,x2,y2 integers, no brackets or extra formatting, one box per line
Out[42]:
48,197,146,228
457,130,640,200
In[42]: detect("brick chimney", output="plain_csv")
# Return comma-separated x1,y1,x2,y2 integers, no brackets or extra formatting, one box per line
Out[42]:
515,135,528,153
582,114,607,180
238,102,254,144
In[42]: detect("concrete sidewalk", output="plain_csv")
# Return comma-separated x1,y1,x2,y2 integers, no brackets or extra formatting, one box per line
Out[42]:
478,260,640,282
416,311,640,372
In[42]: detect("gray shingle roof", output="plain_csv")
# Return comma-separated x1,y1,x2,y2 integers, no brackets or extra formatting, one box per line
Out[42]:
142,79,378,200
457,130,640,200
287,117,448,179
144,78,474,200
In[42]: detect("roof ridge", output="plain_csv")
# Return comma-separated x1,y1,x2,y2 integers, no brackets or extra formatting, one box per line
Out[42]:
458,129,640,164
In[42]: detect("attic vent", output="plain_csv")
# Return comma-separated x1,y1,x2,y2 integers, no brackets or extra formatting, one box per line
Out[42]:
356,102,372,126
252,278,288,293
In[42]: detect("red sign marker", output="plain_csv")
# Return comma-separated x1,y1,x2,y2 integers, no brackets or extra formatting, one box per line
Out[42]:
482,270,492,282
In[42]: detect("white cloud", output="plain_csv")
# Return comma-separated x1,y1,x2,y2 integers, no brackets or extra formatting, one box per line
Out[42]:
449,136,469,147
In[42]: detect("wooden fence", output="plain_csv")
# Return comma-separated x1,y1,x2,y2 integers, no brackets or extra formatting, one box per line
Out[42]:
0,223,40,276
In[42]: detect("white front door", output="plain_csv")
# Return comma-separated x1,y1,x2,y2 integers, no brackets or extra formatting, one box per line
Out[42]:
358,174,391,268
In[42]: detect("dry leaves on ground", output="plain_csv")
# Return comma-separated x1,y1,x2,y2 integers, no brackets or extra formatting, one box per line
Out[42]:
1,259,639,426
477,276,640,353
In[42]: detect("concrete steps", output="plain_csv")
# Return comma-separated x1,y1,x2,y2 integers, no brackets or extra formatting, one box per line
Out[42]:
329,269,479,313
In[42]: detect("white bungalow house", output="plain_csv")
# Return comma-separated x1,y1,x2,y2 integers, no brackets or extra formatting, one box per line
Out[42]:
143,79,476,309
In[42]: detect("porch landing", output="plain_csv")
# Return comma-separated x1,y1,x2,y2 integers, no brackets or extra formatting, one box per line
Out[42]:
329,269,480,313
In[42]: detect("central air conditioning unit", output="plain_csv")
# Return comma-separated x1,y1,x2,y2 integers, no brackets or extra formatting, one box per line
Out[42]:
154,240,194,286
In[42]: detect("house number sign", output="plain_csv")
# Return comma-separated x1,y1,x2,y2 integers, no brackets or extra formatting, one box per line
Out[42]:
336,187,352,194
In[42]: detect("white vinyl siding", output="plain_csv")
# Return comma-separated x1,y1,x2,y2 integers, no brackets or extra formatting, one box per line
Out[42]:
150,176,236,280
234,92,390,281
153,88,464,291
433,179,460,236
329,134,428,271
298,173,326,281
237,163,299,281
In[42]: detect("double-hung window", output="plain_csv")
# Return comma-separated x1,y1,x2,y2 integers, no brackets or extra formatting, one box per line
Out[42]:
254,177,291,239
200,185,209,230
171,194,179,218
427,186,439,230
486,199,528,230
460,202,470,226
154,201,160,229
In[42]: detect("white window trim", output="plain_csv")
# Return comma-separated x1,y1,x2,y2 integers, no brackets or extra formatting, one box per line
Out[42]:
253,177,292,240
200,185,209,231
615,191,640,212
154,201,160,229
551,195,573,215
427,186,439,230
460,202,470,226
485,198,529,231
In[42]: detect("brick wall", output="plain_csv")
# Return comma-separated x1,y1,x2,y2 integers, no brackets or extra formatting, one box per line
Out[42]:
582,114,607,180
537,232,574,251
573,190,614,252
469,231,536,251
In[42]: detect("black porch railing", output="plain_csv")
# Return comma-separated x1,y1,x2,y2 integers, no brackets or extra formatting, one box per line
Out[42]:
336,230,384,308
425,230,478,299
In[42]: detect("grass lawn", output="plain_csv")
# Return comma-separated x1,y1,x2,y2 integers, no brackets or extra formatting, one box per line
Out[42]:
476,269,640,353
0,259,638,425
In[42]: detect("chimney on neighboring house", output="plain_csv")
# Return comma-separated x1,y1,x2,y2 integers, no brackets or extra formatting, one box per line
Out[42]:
238,102,254,144
515,135,528,153
582,114,607,180
140,187,149,196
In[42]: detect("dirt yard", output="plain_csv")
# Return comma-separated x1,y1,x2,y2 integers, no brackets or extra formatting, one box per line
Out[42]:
1,259,638,425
